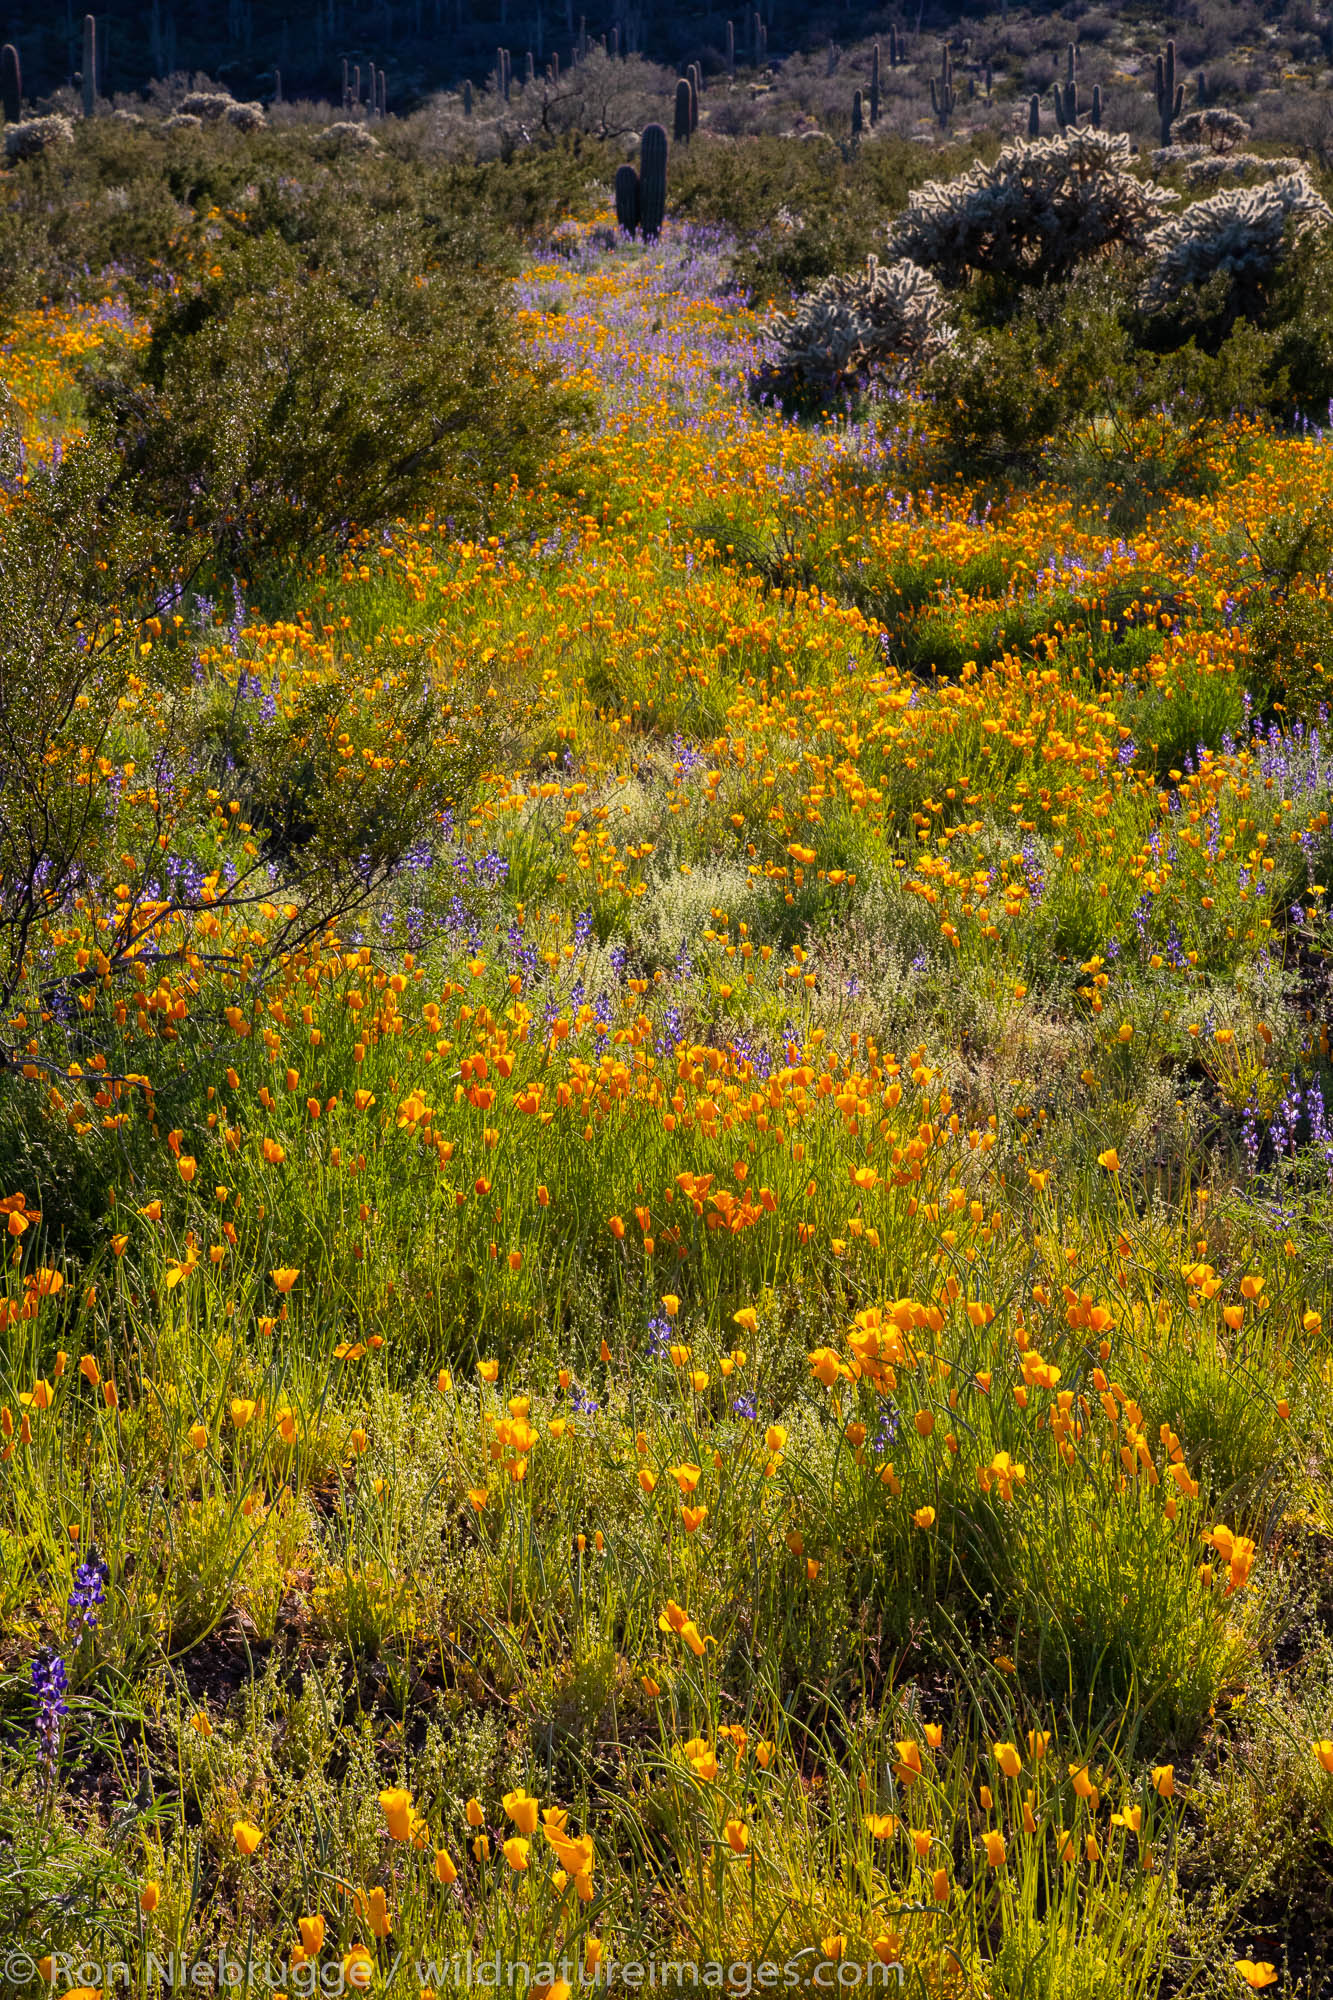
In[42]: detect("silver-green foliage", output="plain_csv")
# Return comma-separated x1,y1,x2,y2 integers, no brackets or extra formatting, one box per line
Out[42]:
3,113,74,161
1141,170,1332,316
889,129,1174,288
759,254,954,396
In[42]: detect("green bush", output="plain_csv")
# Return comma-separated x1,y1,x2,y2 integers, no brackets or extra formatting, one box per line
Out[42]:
667,131,959,301
92,232,585,578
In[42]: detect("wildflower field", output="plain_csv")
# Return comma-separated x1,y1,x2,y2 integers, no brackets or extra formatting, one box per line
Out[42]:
3,118,1333,2000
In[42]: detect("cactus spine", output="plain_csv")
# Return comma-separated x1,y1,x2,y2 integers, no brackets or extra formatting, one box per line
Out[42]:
639,121,667,239
1154,38,1182,147
614,162,640,235
673,77,691,142
869,40,880,126
1,41,20,123
929,43,954,128
81,12,96,118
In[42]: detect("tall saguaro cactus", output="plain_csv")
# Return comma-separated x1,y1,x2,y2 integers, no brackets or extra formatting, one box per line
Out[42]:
1,42,21,123
1091,83,1102,128
614,162,640,235
1155,38,1183,147
869,40,880,126
1027,92,1040,138
673,77,691,142
726,18,734,76
851,87,863,138
639,121,667,239
82,13,96,118
929,43,954,128
887,23,902,68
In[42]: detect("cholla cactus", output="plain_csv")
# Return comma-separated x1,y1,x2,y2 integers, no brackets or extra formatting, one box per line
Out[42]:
225,101,266,131
753,255,954,401
1141,171,1332,317
318,119,379,151
181,90,237,120
1173,107,1249,154
1183,152,1302,188
889,129,1174,288
3,113,74,160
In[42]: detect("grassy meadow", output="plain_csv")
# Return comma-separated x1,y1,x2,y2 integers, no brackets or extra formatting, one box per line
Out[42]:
3,118,1333,2000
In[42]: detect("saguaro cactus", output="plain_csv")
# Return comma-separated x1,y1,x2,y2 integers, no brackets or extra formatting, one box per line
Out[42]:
1,42,21,123
869,40,880,126
726,18,734,76
462,76,472,113
1066,41,1076,87
1091,83,1102,128
1154,38,1183,147
614,162,640,235
673,77,691,142
688,60,702,105
888,23,902,68
1027,92,1040,138
851,87,863,138
1053,77,1078,131
640,121,667,239
82,13,96,118
929,43,955,128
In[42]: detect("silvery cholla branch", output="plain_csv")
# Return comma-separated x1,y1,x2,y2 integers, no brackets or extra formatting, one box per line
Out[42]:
888,129,1175,288
757,255,955,398
1140,171,1332,314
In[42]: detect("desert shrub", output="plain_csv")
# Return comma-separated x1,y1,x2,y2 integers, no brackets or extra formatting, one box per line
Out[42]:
921,271,1128,468
179,89,241,121
1241,494,1333,719
752,253,954,405
0,427,173,1017
666,131,952,299
92,232,585,578
1174,107,1251,152
2,114,74,162
889,129,1174,290
1141,171,1333,325
318,119,378,151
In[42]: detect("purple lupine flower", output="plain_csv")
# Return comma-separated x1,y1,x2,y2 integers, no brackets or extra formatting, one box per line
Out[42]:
32,1654,68,1772
67,1554,108,1635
